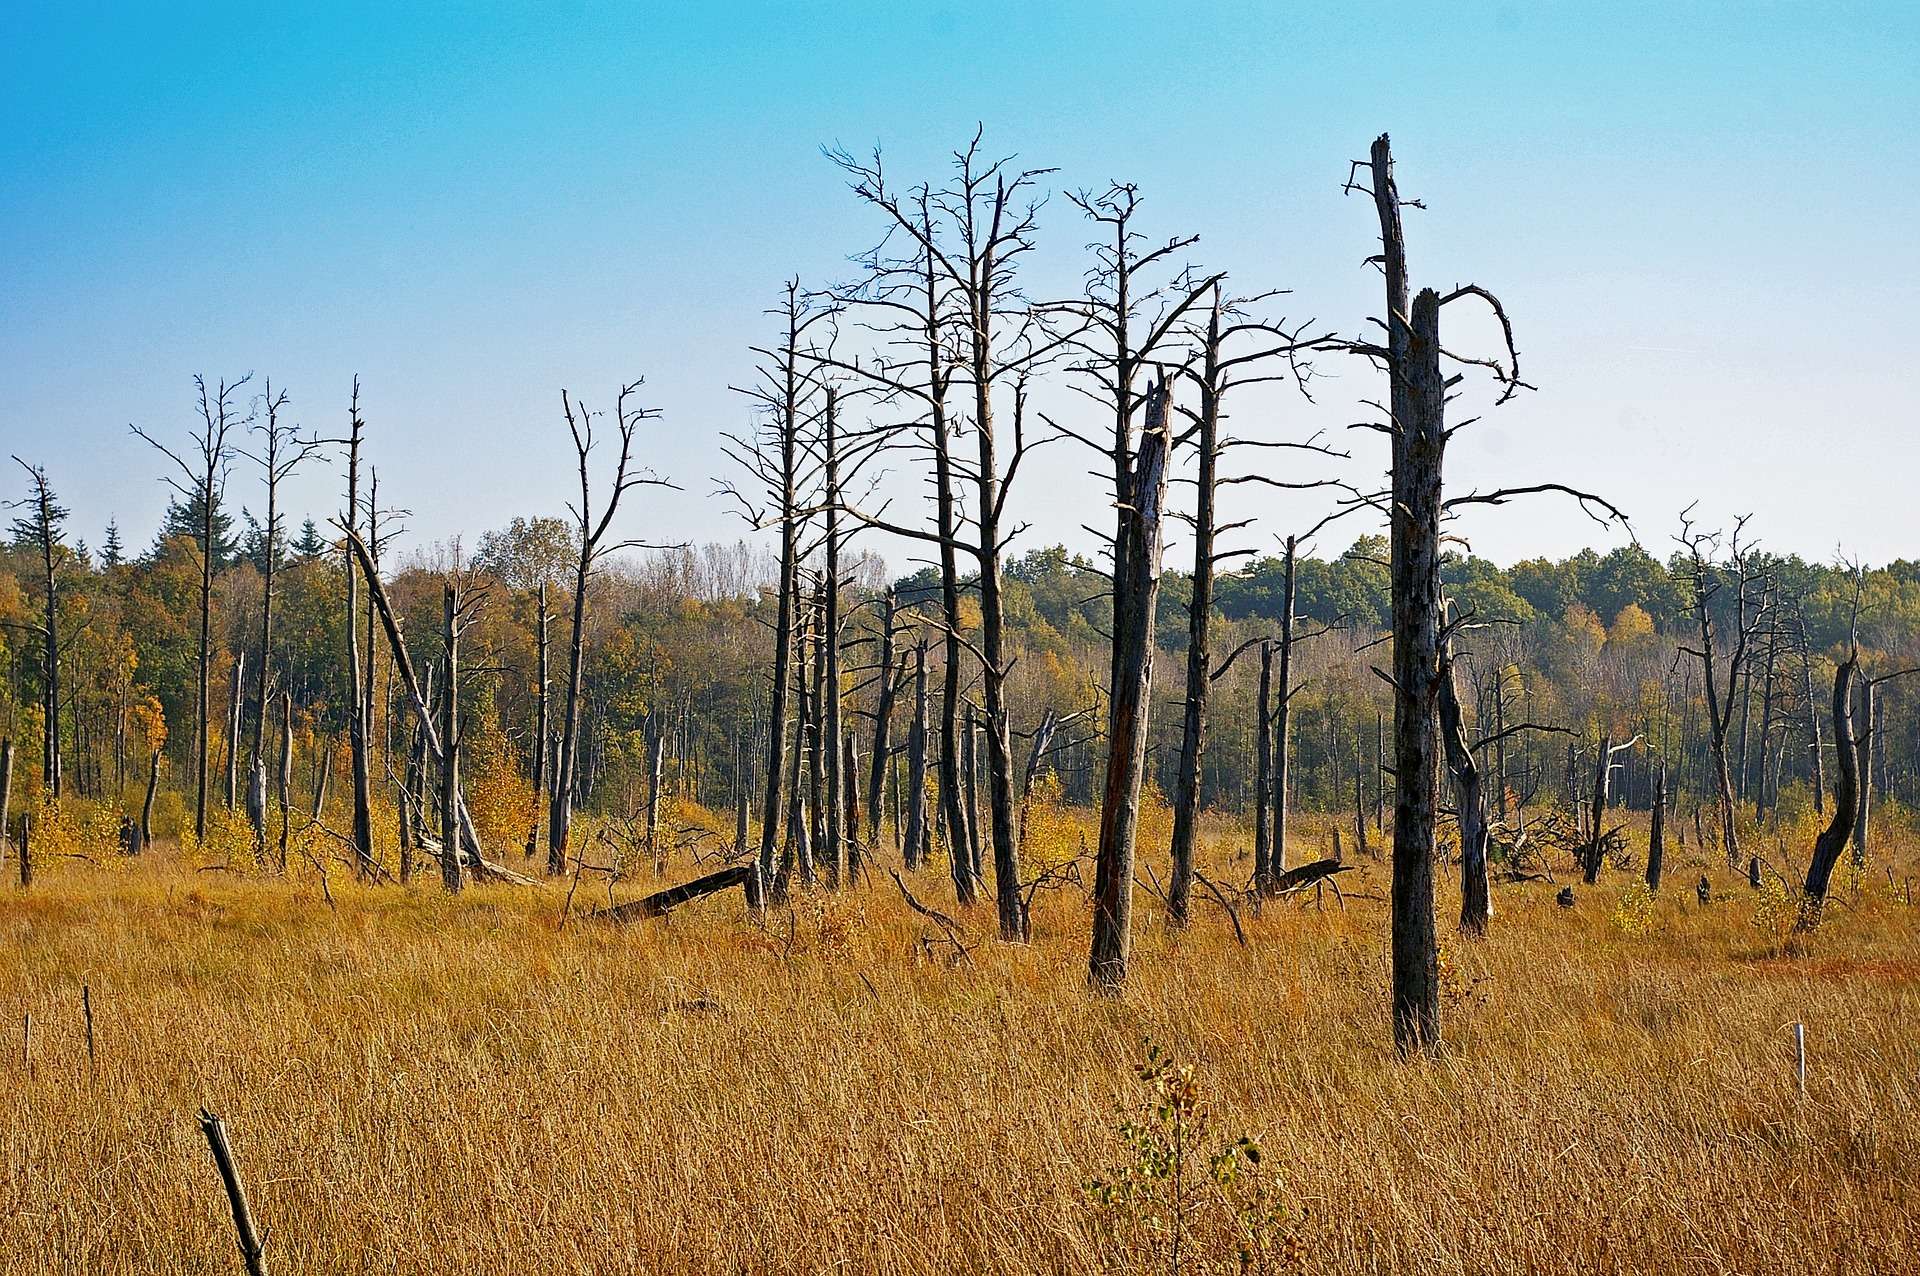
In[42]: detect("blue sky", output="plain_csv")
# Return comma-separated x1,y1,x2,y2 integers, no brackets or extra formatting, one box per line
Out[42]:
3,3,1916,568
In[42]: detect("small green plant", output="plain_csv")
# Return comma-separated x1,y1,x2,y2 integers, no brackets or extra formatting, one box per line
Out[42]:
1610,882,1658,936
1084,1039,1297,1274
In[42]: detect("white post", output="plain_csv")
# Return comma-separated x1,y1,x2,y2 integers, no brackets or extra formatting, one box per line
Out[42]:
1794,1022,1806,1098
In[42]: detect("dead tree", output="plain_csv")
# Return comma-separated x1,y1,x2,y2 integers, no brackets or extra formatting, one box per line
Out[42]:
820,390,848,886
240,381,321,846
864,589,901,848
133,373,250,842
548,382,669,874
7,460,70,798
337,382,377,876
903,638,930,869
1089,380,1171,990
1646,761,1667,891
1438,643,1491,935
1852,665,1919,864
827,134,1061,940
1580,734,1640,884
723,282,829,893
438,565,491,892
1350,133,1618,1053
224,654,245,810
1676,511,1767,866
1801,654,1858,928
1165,294,1340,922
815,159,978,909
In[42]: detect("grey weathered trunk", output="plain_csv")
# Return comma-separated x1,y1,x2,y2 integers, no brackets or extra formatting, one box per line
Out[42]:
1582,731,1613,885
905,641,930,871
866,591,900,848
1373,133,1444,1053
277,693,292,870
1646,764,1666,892
1802,657,1858,925
225,653,245,811
822,392,847,888
1252,640,1274,887
1167,303,1224,926
1851,679,1874,865
646,733,665,875
343,399,376,876
1089,382,1171,990
141,748,159,854
1439,646,1490,936
440,583,464,892
548,553,591,874
1272,541,1298,876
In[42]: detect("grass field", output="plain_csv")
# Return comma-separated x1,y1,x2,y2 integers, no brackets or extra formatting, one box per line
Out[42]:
2,809,1916,1274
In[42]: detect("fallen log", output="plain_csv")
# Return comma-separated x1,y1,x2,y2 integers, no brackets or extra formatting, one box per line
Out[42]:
1264,858,1356,896
592,865,755,923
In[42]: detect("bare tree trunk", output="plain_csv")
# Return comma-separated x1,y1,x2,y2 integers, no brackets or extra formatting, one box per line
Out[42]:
1802,656,1858,926
0,741,13,867
277,693,292,871
1370,133,1444,1054
1440,646,1491,936
343,386,376,876
822,393,846,888
1253,640,1274,887
905,641,929,871
866,590,899,847
224,654,245,811
440,584,464,892
1273,540,1298,876
1583,732,1613,885
1168,306,1224,925
1089,383,1171,990
1851,679,1874,865
1646,763,1666,892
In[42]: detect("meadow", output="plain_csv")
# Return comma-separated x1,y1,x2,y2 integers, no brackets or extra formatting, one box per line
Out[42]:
2,806,1915,1275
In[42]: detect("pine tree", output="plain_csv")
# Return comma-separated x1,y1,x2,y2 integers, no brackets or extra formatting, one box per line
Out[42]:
101,519,124,567
291,517,326,561
154,488,240,568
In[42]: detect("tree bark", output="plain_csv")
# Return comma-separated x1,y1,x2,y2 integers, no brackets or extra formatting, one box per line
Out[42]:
905,641,930,871
1646,764,1666,892
1253,640,1274,887
1802,656,1858,925
1272,540,1298,876
439,583,464,892
1439,646,1490,936
1089,382,1171,990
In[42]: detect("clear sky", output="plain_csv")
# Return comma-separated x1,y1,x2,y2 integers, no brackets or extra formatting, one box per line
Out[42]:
3,2,1915,570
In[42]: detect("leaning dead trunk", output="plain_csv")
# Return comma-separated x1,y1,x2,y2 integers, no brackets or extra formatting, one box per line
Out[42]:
1089,382,1171,991
1252,640,1274,886
1801,656,1858,928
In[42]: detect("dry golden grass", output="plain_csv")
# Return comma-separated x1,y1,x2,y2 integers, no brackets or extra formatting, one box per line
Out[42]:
2,808,1916,1274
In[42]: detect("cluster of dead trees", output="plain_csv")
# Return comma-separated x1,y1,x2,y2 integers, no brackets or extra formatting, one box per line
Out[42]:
6,130,1903,1058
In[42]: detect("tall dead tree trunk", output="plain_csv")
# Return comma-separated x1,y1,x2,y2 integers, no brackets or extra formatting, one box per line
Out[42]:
865,590,900,849
1272,539,1298,876
439,584,464,891
904,639,930,870
224,653,245,811
821,390,847,888
549,382,664,873
341,384,377,876
1253,639,1274,886
133,375,249,843
1646,763,1666,892
1089,382,1171,990
1168,303,1222,926
1801,655,1858,928
1368,134,1444,1054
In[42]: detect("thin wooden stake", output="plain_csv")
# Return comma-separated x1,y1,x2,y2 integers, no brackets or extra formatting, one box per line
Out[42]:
198,1108,267,1276
82,986,94,1064
1794,1022,1806,1098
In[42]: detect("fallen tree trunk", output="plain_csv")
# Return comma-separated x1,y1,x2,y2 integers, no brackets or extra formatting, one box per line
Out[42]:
1265,858,1356,896
592,865,755,923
